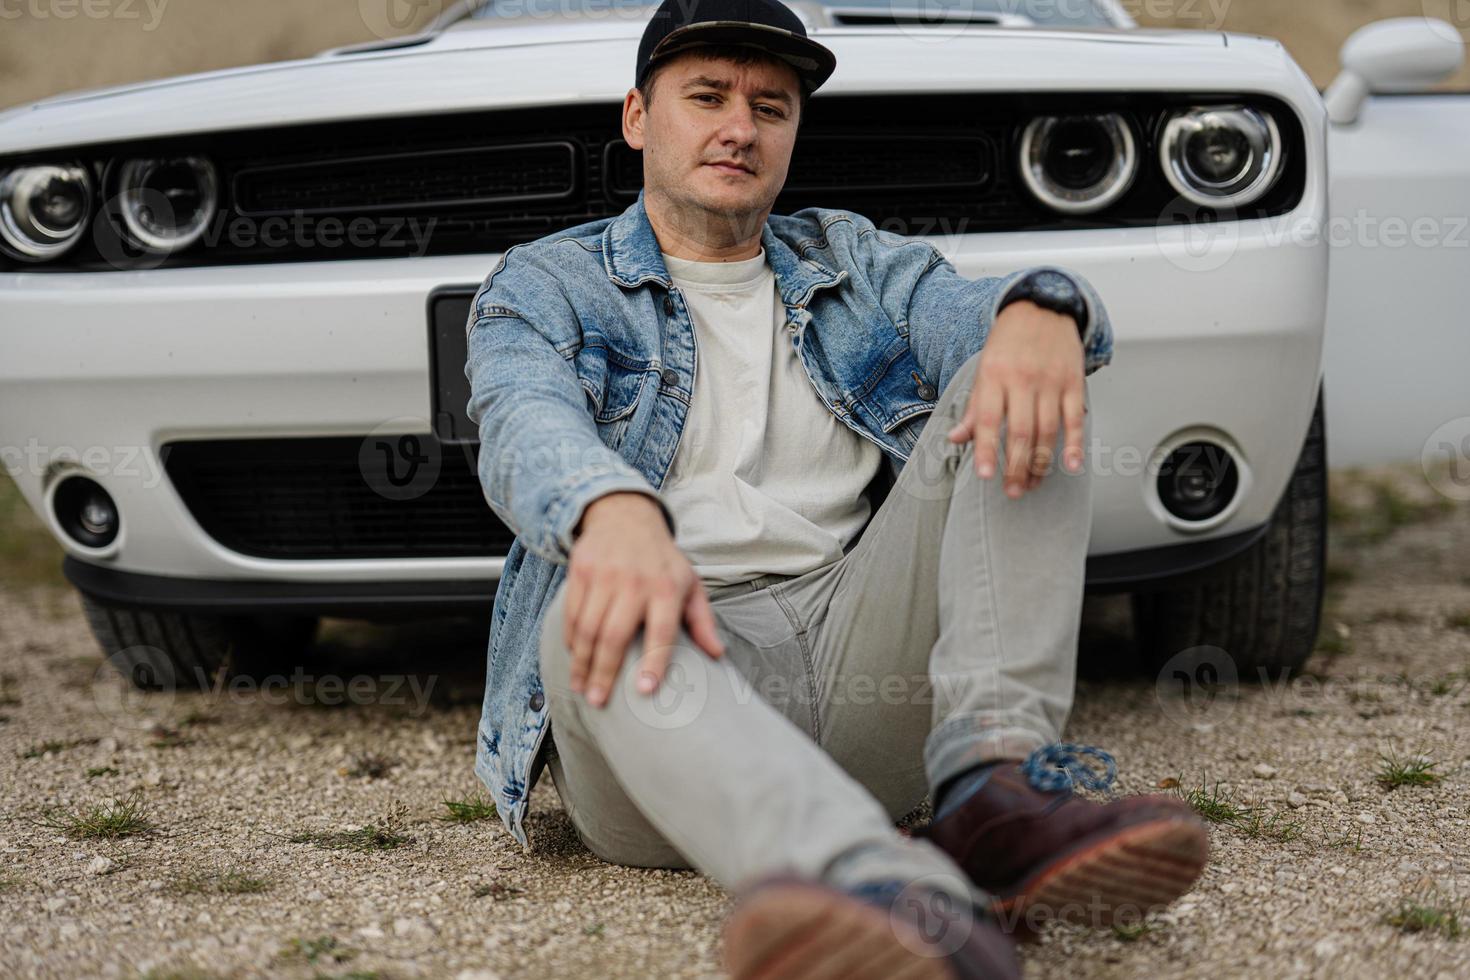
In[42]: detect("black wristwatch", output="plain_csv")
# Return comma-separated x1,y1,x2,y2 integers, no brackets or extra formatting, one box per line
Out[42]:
996,270,1091,343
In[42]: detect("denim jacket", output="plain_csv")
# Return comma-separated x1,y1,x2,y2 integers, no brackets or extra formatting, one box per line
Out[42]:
464,189,1113,848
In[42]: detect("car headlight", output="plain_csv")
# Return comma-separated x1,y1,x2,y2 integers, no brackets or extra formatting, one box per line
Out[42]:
116,156,218,253
0,163,93,261
1019,113,1137,215
1160,106,1282,209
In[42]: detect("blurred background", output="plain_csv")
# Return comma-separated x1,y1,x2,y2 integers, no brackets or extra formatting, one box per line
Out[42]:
1,0,1468,111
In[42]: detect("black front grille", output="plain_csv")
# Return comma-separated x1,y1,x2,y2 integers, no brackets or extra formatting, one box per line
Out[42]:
2,91,1307,272
234,140,580,216
164,437,514,560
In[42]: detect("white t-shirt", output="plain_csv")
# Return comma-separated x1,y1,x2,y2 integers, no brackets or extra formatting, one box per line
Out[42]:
659,247,885,588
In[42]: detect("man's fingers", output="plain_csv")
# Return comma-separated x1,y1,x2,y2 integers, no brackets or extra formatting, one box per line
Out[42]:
561,567,586,666
685,586,726,660
1032,393,1061,479
947,387,976,443
971,380,1006,479
947,412,973,444
1003,386,1035,496
585,591,642,707
568,579,614,693
1062,384,1087,473
637,591,683,695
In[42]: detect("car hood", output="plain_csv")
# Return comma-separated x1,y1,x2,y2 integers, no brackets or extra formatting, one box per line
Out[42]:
0,26,1262,156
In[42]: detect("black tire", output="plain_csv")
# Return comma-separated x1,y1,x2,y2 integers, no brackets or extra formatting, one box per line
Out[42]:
1131,387,1328,681
79,592,318,691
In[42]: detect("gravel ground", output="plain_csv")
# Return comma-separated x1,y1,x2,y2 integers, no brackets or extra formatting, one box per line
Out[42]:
1,462,1468,980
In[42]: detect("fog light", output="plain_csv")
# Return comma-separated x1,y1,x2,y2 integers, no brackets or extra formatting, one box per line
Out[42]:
1156,441,1238,522
53,476,119,548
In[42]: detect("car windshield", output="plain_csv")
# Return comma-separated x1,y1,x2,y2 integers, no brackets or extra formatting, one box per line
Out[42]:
466,0,1118,28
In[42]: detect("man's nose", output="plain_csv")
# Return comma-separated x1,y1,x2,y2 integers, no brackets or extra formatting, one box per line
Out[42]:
715,104,760,146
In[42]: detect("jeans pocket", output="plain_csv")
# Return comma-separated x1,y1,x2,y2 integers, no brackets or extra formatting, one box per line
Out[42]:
715,592,819,742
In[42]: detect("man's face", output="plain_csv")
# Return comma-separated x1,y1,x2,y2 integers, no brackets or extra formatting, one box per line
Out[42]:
623,50,802,227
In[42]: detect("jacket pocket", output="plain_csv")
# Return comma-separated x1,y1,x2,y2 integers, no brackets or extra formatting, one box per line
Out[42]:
882,403,935,457
580,366,647,450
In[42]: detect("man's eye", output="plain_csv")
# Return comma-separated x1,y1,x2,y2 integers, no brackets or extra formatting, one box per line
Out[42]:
757,106,784,118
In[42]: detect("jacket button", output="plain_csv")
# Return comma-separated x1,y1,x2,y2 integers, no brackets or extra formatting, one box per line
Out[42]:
529,691,544,712
663,295,675,316
661,367,679,387
916,382,938,401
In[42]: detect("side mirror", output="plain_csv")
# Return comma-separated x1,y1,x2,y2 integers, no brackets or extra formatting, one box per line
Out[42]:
1324,18,1466,125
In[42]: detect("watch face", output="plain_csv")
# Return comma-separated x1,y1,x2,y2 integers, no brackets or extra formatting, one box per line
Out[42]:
1032,271,1079,304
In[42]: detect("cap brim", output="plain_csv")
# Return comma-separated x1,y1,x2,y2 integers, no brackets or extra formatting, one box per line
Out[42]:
645,21,837,93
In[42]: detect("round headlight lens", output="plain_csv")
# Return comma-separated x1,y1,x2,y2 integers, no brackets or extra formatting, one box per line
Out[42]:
1020,113,1137,215
0,163,93,261
116,156,218,253
1161,106,1282,209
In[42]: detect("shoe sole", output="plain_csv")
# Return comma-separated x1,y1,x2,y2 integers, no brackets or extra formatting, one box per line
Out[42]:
723,880,962,980
991,816,1208,934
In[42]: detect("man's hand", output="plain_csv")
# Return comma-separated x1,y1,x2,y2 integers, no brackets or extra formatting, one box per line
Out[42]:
947,301,1087,499
562,492,725,708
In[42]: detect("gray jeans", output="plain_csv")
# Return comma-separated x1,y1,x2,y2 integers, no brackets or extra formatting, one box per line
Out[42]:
538,348,1093,905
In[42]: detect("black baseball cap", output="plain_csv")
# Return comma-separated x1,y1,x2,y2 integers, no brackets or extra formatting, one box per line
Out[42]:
635,0,838,96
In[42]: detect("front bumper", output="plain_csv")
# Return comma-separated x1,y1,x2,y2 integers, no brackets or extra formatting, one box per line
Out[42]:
63,522,1271,617
1,218,1327,601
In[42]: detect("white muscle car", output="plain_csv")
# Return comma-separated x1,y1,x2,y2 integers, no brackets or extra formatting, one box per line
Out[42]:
2,0,1466,688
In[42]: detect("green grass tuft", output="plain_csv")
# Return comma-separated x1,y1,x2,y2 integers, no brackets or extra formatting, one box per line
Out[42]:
1383,892,1465,939
288,825,411,852
1173,777,1253,825
1326,826,1365,853
1172,776,1303,843
1424,674,1466,697
438,794,497,824
1375,750,1443,790
39,790,153,840
287,802,412,852
1233,808,1306,843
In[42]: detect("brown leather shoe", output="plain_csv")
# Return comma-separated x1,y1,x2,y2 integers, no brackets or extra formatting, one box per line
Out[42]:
920,746,1208,935
723,874,1020,980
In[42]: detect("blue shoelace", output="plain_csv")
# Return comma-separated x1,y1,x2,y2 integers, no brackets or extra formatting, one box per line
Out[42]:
846,878,984,926
1019,742,1117,793
846,878,910,908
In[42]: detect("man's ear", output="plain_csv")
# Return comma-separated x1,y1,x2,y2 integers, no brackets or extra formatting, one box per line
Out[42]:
622,88,646,150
